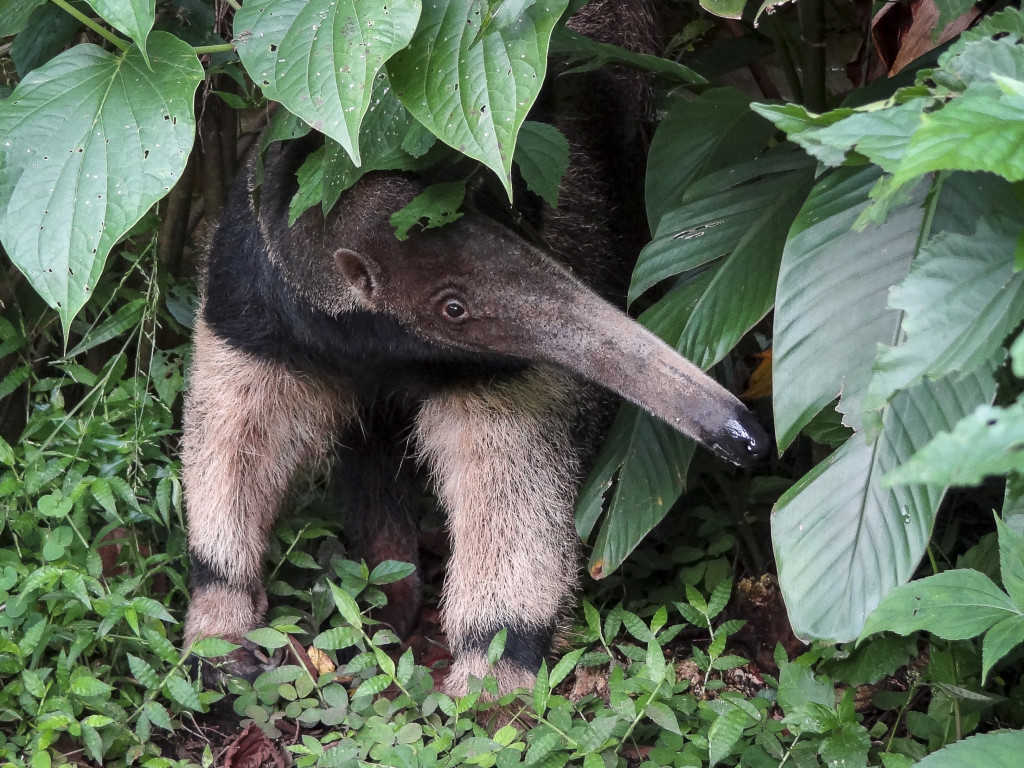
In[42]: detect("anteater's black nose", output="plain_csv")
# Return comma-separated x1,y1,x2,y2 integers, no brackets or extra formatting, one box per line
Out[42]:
711,411,771,467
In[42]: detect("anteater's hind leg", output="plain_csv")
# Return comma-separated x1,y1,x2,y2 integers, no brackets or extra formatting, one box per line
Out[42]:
416,367,584,696
182,318,350,683
336,409,423,639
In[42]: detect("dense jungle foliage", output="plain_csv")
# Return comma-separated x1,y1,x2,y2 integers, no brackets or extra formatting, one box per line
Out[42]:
3,0,1024,765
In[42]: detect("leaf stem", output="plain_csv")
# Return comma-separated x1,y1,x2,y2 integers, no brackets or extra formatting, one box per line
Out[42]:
193,43,237,55
49,0,129,52
223,0,242,10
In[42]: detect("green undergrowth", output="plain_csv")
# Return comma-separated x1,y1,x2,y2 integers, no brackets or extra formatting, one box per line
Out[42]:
1,264,1023,765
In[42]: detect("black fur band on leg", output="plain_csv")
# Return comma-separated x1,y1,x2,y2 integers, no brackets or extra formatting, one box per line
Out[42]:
461,623,555,675
188,550,230,590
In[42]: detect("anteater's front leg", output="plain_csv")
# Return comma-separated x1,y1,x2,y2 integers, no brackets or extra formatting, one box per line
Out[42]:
416,367,583,696
181,319,348,682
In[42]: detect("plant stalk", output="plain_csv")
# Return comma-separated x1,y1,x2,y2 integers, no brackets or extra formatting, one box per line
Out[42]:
49,0,129,52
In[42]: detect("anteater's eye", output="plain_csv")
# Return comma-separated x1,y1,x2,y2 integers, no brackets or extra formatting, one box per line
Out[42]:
442,299,467,321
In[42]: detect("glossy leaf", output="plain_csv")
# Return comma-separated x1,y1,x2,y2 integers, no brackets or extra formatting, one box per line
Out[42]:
387,0,567,196
235,0,421,165
645,88,777,230
773,368,996,642
772,166,922,449
0,32,201,334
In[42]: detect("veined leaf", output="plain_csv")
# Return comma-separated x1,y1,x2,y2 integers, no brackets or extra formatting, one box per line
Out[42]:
914,729,1024,768
894,82,1024,186
82,0,154,55
0,32,202,335
645,88,778,230
883,403,1024,488
387,0,568,196
773,367,997,642
862,569,1019,640
235,0,422,165
585,404,694,578
863,196,1024,434
634,147,810,303
773,166,927,449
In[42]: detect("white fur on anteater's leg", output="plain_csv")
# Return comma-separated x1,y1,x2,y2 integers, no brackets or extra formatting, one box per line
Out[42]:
416,366,582,696
182,318,351,654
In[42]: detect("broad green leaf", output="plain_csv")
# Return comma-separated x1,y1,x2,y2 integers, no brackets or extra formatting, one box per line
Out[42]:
188,636,241,658
772,166,923,448
584,404,693,577
82,0,155,55
864,210,1024,433
313,625,361,650
235,0,421,165
329,581,363,628
645,88,778,230
513,120,568,207
671,160,815,371
862,569,1018,640
387,0,567,196
369,559,416,585
941,36,1024,89
894,82,1024,185
773,368,996,642
752,100,925,172
914,729,1024,768
127,654,160,689
246,626,290,650
981,613,1024,682
883,403,1024,488
645,701,681,734
633,147,810,303
0,32,202,334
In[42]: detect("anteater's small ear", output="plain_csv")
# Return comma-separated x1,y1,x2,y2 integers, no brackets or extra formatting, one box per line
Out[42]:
335,248,379,306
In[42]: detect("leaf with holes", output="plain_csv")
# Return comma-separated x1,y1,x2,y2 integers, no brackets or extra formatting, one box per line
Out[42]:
0,32,201,335
235,0,422,164
387,0,567,196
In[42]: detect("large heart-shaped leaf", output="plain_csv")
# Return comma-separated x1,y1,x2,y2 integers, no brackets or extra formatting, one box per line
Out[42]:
0,32,202,335
235,0,422,165
387,0,567,196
